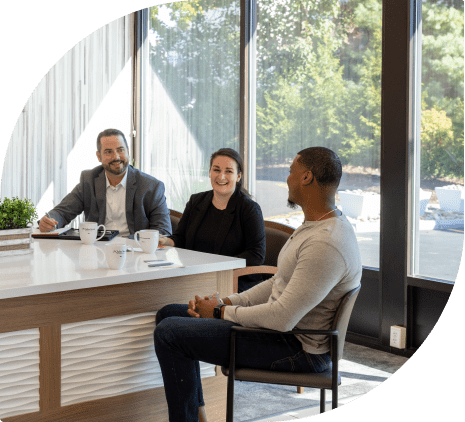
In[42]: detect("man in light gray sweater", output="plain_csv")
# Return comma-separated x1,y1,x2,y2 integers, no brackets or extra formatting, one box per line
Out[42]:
154,147,362,422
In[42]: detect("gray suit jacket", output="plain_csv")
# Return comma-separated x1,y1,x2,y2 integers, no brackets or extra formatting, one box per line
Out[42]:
48,165,172,235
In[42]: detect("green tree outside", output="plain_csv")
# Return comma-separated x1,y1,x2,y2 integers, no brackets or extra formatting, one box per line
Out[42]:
149,0,463,179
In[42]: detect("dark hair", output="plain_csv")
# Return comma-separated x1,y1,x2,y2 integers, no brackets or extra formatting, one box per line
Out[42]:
297,147,342,189
209,148,247,194
97,129,129,153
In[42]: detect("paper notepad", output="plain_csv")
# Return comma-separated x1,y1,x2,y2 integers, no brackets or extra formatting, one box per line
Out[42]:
32,227,72,236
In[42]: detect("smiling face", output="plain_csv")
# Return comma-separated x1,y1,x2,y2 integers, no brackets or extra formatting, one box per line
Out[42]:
209,155,241,197
96,135,130,176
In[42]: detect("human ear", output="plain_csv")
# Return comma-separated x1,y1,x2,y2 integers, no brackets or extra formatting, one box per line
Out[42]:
302,170,313,185
96,151,102,163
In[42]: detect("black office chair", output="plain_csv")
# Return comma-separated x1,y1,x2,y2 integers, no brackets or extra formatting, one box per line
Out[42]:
169,209,182,233
232,220,294,293
221,284,361,421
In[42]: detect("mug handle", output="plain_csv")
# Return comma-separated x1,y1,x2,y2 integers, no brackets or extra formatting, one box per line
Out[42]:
96,224,106,241
134,231,141,247
96,245,106,264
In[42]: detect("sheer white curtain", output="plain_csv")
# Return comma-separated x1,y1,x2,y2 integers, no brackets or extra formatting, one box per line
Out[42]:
1,16,133,216
143,1,240,212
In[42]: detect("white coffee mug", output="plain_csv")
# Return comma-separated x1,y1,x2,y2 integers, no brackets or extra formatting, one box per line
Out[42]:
134,229,159,254
105,243,127,270
80,222,106,245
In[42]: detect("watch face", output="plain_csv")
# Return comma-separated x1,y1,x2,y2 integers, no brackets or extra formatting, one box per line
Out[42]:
214,304,223,319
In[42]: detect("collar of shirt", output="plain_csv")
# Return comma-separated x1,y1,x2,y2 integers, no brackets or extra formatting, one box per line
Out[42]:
105,170,128,191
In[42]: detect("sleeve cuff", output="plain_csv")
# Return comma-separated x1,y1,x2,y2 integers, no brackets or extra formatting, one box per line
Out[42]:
223,305,239,323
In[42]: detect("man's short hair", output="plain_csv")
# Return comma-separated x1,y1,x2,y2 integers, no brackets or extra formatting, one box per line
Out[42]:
297,147,342,189
97,129,129,153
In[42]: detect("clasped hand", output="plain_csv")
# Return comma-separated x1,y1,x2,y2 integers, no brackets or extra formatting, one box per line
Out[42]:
187,292,220,319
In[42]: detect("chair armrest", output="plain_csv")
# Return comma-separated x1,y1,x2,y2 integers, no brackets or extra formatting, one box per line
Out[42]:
230,325,338,337
233,266,278,278
232,266,277,293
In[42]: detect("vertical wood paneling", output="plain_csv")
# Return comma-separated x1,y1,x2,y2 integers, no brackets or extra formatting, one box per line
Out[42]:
1,15,134,212
39,324,61,411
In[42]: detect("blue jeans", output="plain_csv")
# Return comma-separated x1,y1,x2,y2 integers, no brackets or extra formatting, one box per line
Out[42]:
154,304,331,422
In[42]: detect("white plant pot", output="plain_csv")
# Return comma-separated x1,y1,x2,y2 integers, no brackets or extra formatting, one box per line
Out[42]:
338,191,380,219
435,187,464,212
0,227,33,257
419,189,432,217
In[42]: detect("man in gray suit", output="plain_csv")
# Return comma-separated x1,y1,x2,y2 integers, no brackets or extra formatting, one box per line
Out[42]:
39,128,171,237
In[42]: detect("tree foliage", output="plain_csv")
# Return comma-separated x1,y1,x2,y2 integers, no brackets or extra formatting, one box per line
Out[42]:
149,0,240,160
421,107,464,178
420,0,464,178
256,0,383,167
149,0,463,179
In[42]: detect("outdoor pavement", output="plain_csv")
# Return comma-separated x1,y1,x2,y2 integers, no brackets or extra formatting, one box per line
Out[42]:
255,180,463,282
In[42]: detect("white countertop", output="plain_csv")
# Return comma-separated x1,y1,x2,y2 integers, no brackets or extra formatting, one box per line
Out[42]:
0,237,245,300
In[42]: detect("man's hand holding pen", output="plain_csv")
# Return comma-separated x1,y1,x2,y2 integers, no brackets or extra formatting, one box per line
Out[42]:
39,213,58,232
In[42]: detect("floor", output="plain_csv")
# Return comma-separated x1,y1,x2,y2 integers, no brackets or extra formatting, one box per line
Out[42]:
231,342,409,421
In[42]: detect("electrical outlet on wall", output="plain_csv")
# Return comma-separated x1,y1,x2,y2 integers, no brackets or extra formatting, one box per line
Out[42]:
390,325,407,349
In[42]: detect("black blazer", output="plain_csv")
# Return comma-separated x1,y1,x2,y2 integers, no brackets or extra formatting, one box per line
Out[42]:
170,188,266,269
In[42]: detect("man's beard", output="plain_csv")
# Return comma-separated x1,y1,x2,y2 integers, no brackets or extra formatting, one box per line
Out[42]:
287,199,298,209
104,159,129,176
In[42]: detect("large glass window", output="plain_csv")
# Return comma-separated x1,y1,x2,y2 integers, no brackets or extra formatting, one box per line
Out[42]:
254,0,382,268
141,0,463,281
410,0,464,282
143,1,240,212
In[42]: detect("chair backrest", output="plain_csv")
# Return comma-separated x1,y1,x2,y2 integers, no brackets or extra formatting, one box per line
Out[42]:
332,284,361,360
263,221,295,267
169,209,182,233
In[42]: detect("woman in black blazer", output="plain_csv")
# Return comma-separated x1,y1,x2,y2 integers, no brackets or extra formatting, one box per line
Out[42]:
159,148,266,292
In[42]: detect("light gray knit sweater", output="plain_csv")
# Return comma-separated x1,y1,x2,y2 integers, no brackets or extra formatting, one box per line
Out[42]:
224,214,362,354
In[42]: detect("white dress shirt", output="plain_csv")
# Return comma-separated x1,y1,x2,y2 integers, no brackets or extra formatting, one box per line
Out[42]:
105,171,130,236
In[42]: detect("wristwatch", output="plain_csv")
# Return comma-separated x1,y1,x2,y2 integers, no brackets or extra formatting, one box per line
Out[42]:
213,304,226,319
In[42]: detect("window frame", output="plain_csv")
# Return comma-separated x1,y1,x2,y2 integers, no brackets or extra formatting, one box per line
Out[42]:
134,0,459,353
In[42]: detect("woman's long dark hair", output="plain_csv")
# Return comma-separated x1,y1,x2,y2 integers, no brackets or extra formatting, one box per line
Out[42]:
209,148,250,196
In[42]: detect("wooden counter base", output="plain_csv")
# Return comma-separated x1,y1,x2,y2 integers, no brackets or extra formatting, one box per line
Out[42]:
3,377,227,422
0,269,233,421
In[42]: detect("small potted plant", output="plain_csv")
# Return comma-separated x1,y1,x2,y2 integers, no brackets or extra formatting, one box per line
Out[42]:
0,197,38,257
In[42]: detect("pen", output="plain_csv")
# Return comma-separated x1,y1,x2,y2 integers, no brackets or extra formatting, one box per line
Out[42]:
45,212,57,229
148,262,174,267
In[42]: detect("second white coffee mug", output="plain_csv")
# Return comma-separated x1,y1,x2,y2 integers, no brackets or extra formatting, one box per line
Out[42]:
134,229,159,254
80,222,106,245
105,243,127,270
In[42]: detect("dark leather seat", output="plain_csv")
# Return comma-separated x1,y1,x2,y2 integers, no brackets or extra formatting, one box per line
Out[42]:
232,220,294,292
169,209,182,233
